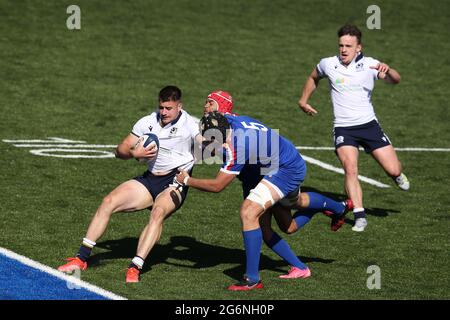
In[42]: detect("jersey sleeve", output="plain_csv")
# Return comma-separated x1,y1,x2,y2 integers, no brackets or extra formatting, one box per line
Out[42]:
220,143,244,175
316,58,329,78
131,115,151,137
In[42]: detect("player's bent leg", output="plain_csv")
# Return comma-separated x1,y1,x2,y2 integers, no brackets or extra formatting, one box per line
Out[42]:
336,146,362,207
229,181,285,291
86,180,154,242
59,180,153,273
371,145,409,190
336,146,367,231
127,187,180,283
259,210,274,242
272,204,298,234
260,210,310,277
229,199,266,290
242,180,282,230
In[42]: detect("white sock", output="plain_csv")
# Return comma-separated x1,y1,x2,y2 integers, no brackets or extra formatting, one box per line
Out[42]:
132,256,144,269
82,238,96,248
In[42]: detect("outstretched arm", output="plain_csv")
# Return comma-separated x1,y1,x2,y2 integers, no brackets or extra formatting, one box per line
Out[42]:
370,63,401,84
298,67,321,116
176,170,236,193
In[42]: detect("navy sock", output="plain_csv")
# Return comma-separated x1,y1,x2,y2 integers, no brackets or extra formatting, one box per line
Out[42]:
243,228,262,283
354,210,366,219
306,192,345,215
266,233,307,270
76,245,92,262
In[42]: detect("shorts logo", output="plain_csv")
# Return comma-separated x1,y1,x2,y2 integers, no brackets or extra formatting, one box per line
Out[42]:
382,136,387,142
336,136,344,145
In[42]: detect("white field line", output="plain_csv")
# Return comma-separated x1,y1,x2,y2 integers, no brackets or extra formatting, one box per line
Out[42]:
301,154,391,188
3,138,86,144
394,147,450,152
13,144,117,148
0,247,127,300
296,146,450,152
29,149,115,158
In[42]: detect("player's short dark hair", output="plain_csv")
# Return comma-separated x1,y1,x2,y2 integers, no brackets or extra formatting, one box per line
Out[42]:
337,24,362,44
159,85,182,102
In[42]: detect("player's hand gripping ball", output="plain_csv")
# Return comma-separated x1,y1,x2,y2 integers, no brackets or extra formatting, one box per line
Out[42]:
135,133,159,163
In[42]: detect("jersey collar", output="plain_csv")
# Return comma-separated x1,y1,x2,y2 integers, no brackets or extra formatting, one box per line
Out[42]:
338,52,364,67
156,110,183,127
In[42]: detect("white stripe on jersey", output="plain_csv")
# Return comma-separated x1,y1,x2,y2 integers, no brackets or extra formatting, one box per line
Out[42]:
223,143,236,172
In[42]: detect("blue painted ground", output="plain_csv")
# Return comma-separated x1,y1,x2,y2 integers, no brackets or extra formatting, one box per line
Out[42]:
0,254,109,300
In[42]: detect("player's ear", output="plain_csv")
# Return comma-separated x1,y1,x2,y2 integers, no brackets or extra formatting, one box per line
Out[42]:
357,43,362,53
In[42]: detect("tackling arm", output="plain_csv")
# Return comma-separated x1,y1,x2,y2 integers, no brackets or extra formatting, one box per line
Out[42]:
176,170,236,193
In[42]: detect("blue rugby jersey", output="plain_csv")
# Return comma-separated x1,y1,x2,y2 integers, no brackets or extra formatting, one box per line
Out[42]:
220,114,305,177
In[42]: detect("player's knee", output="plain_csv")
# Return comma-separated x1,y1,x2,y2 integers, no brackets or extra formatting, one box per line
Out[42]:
298,193,309,208
278,220,298,234
285,222,298,234
343,165,358,177
149,206,166,223
99,195,115,215
240,204,259,224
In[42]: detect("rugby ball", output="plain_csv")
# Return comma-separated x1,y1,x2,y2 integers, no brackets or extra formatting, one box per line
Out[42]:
136,133,159,162
140,133,159,149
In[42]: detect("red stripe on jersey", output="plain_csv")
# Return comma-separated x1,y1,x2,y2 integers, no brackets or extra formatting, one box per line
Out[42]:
224,143,236,171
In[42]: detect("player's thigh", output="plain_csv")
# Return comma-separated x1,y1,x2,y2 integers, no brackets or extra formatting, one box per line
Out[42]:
152,187,182,219
371,145,401,174
336,145,359,171
251,180,284,209
106,179,153,212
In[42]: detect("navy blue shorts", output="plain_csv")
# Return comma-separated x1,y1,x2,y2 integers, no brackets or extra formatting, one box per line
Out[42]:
333,120,391,153
133,169,190,206
238,163,303,206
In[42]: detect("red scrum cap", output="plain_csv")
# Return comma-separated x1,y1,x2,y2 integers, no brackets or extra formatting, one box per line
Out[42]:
207,90,233,114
